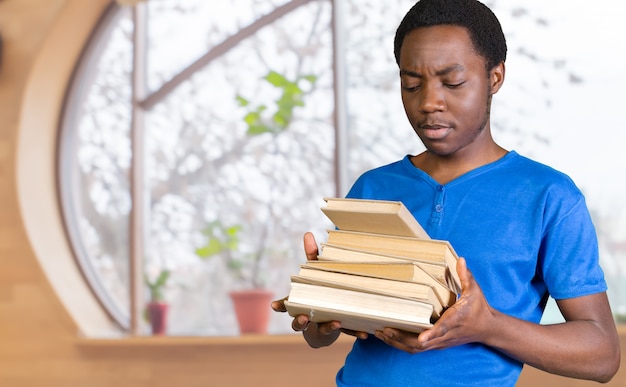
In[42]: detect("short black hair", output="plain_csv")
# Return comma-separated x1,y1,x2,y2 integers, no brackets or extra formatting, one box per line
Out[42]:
393,0,507,71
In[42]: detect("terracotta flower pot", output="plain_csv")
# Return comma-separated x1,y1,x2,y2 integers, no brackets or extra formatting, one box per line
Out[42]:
229,289,274,334
147,301,169,335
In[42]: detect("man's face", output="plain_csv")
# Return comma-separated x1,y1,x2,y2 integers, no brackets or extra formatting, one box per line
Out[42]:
399,25,501,158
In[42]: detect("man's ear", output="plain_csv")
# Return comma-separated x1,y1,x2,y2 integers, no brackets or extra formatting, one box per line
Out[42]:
489,62,505,95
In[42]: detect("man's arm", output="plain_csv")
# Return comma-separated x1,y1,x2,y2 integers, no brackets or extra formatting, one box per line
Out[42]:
486,292,619,382
375,258,620,382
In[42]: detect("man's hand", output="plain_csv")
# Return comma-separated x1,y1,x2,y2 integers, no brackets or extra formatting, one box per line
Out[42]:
373,257,620,382
271,231,321,312
374,258,494,353
271,232,366,347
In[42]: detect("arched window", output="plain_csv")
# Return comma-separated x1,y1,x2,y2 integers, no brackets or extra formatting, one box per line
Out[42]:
58,0,626,336
58,0,418,336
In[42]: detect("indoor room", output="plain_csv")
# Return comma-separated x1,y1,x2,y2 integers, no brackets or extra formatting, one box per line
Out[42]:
0,0,624,385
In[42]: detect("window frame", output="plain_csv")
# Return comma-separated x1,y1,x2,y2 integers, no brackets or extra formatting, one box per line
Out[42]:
57,0,348,334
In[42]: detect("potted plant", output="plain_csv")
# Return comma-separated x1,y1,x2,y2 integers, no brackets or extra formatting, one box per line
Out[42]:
195,221,275,334
144,269,171,335
192,71,317,334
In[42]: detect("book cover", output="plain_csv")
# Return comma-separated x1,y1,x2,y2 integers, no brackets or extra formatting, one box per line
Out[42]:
321,197,430,239
285,279,433,334
284,300,433,334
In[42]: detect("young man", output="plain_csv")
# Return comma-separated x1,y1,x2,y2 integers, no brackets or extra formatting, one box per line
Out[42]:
272,0,620,385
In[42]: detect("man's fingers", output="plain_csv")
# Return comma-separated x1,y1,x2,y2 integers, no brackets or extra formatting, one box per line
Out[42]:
271,296,288,312
341,328,369,340
375,328,425,354
456,257,474,290
292,315,310,332
303,232,319,261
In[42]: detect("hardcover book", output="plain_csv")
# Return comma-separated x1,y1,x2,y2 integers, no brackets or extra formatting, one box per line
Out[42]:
284,198,461,334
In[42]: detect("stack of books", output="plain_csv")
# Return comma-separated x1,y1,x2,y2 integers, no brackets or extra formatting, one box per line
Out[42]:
284,198,462,334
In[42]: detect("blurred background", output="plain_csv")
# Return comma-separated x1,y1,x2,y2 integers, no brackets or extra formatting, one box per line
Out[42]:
55,0,626,335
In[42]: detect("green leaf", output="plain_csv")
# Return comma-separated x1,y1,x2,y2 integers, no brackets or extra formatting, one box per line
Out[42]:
195,221,241,258
247,124,273,135
144,270,170,302
235,95,249,107
265,70,288,87
195,239,224,259
272,111,289,129
154,270,170,288
244,111,261,126
302,74,317,84
237,71,317,140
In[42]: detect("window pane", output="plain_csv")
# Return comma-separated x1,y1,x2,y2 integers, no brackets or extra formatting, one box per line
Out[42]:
59,7,134,324
143,1,334,335
146,0,296,93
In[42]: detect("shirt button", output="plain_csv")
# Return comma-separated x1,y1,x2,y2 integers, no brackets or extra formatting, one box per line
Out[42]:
437,185,444,192
435,204,443,212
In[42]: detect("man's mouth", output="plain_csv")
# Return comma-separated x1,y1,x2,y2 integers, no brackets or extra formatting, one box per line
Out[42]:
419,124,452,140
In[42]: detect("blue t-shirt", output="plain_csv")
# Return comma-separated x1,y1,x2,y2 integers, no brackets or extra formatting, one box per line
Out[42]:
335,151,607,387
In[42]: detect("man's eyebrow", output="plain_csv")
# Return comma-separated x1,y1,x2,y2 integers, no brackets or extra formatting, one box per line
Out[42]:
399,69,422,78
436,64,465,76
399,64,465,78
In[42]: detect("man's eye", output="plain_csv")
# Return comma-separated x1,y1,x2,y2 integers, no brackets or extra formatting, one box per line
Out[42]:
402,85,421,92
445,81,465,89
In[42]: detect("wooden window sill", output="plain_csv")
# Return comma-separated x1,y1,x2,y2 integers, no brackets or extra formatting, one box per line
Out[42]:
75,333,355,347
